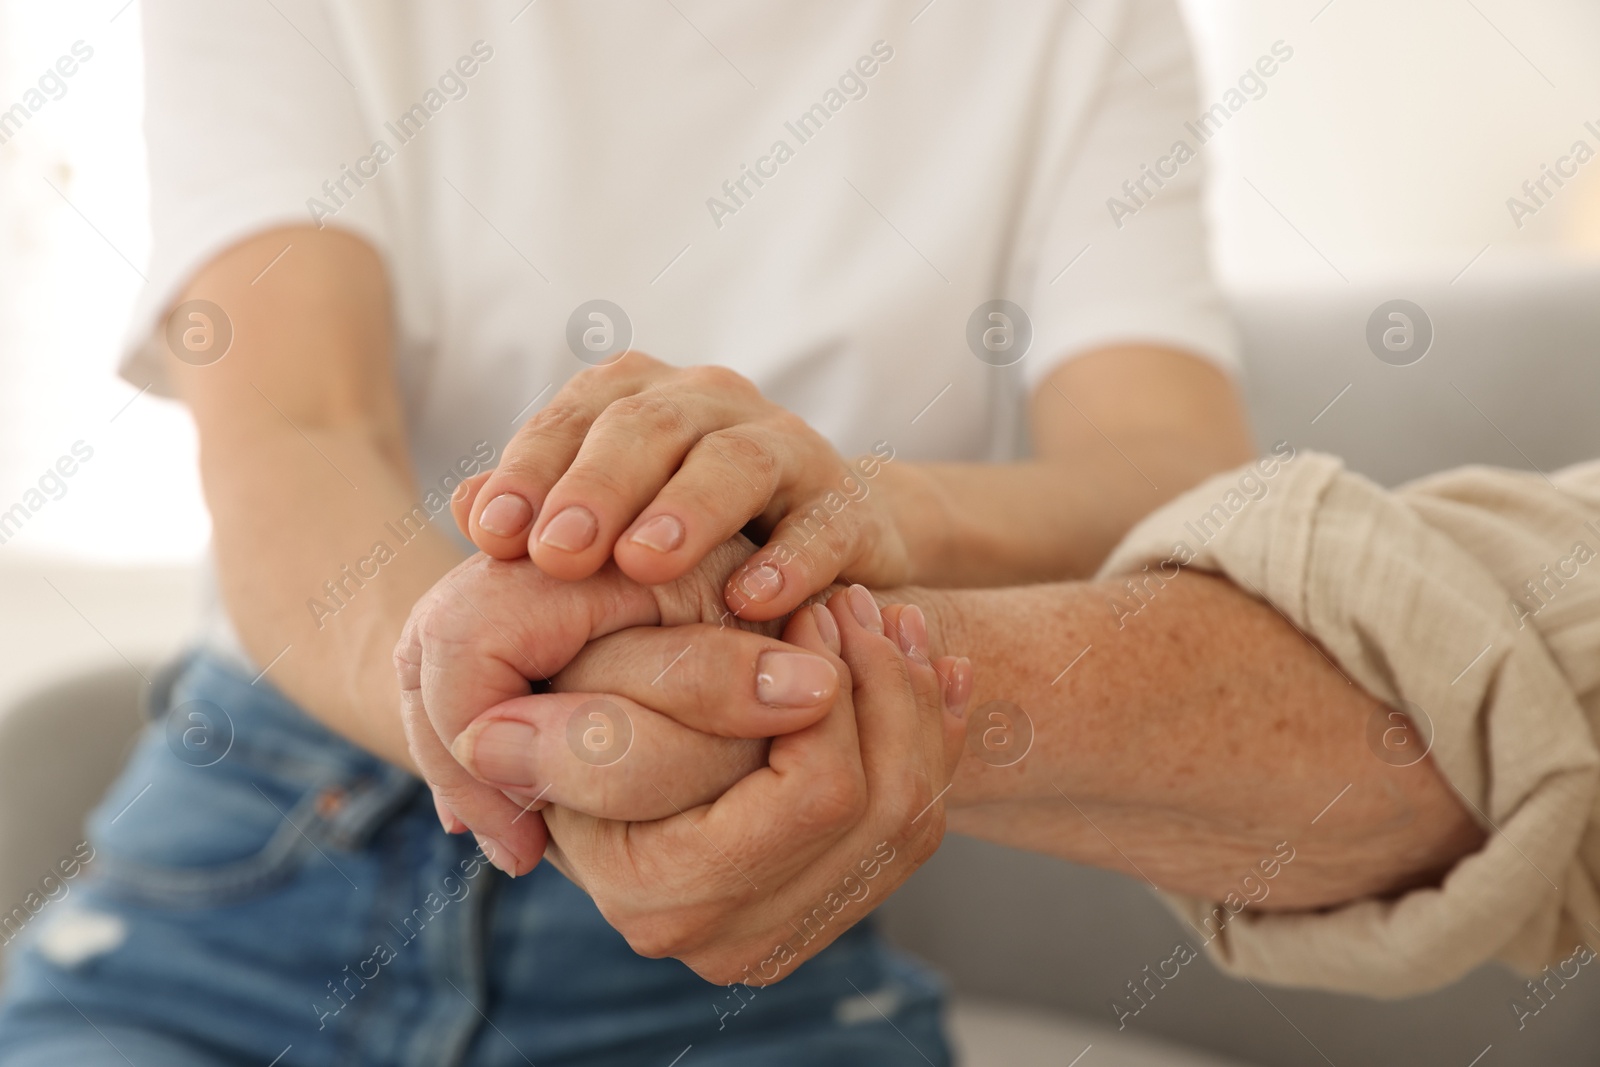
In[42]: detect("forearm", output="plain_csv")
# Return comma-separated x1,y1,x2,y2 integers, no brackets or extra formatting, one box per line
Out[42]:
198,424,462,771
170,226,461,772
909,572,1484,908
882,441,1240,586
880,346,1255,586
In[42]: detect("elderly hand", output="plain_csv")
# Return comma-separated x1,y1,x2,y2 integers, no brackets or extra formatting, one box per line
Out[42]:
393,538,843,875
451,352,911,622
455,586,972,986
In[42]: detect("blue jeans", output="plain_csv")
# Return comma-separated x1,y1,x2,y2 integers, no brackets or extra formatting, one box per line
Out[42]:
0,653,950,1066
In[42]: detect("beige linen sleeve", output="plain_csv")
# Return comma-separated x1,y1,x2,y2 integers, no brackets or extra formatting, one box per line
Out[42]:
1098,447,1600,996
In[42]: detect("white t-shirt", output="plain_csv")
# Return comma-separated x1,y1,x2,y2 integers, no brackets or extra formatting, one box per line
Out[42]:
125,0,1236,660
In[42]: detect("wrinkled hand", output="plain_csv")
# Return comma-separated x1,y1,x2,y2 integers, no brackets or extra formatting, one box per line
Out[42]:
452,351,910,621
394,538,842,875
476,586,972,986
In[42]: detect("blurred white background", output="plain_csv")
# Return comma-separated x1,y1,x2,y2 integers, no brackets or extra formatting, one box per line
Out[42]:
3,0,1598,568
0,0,199,564
1183,0,1600,283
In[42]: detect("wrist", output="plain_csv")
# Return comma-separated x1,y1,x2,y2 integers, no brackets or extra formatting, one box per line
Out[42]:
869,460,956,587
898,585,967,665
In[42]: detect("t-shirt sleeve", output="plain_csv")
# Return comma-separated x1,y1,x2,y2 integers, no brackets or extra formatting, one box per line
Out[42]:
1021,0,1238,389
123,0,390,395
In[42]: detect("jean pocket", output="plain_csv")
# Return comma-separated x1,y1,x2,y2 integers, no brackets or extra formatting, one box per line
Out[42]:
83,724,346,909
83,651,420,909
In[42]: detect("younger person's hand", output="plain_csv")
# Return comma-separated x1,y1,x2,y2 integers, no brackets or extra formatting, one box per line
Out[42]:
452,352,911,622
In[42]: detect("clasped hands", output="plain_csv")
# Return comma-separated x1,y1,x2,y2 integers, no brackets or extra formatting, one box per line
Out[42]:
394,355,972,984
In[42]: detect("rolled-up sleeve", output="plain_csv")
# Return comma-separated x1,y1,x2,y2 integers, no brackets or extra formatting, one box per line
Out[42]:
1098,449,1600,996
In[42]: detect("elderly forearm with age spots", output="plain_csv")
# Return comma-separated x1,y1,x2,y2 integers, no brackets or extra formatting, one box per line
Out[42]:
912,571,1485,909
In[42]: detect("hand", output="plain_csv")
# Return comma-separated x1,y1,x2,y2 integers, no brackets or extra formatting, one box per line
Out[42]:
393,538,842,875
445,621,840,822
452,351,911,621
519,586,973,986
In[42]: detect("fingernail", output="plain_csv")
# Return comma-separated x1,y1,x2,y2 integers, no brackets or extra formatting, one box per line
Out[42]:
944,658,973,719
848,585,881,633
479,493,533,537
454,719,540,788
739,562,784,604
630,514,684,553
897,605,928,661
474,833,515,876
756,651,837,707
538,505,598,552
812,603,840,654
887,609,910,654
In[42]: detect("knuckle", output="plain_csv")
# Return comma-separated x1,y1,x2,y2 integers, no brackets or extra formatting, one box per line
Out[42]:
412,597,452,644
434,781,478,811
780,498,853,570
598,393,686,440
700,427,778,486
522,400,590,442
561,363,604,393
657,566,722,627
414,594,479,656
687,363,753,395
392,623,422,675
767,407,814,441
617,914,693,961
562,459,635,506
611,349,658,374
498,413,589,484
582,349,649,386
596,392,652,423
808,509,855,564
